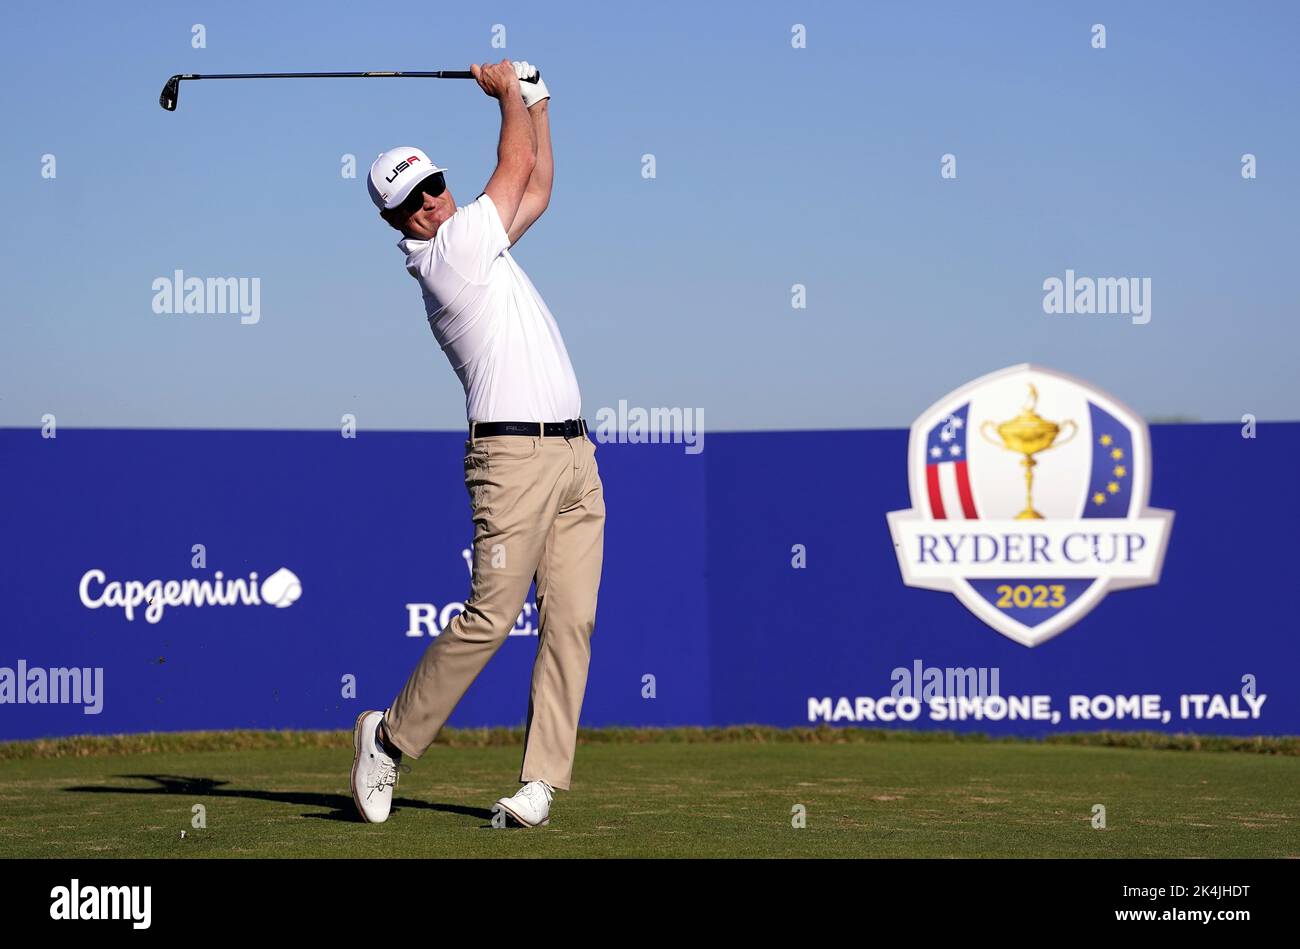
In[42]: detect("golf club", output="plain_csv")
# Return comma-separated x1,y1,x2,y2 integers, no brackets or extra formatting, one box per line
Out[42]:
159,69,540,111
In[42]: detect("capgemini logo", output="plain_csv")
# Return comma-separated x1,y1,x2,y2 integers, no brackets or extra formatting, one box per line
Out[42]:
80,567,303,624
260,568,302,608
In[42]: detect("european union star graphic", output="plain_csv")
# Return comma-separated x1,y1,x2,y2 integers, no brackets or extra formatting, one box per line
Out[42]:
1087,411,1133,514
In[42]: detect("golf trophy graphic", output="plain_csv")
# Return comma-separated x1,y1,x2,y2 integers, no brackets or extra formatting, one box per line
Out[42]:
980,383,1077,520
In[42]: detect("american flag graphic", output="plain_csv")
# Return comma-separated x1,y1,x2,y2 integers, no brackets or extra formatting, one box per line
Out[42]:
925,403,979,520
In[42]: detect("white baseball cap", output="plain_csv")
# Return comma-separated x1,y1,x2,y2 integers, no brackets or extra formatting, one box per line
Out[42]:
367,146,448,211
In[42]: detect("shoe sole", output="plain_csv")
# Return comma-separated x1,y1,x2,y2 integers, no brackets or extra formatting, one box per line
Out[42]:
493,801,550,828
350,710,377,824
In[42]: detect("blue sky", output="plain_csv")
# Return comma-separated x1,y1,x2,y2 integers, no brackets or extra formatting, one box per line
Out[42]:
1,0,1296,430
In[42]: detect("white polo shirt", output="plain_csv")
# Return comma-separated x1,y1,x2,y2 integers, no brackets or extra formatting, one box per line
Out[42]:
398,193,582,424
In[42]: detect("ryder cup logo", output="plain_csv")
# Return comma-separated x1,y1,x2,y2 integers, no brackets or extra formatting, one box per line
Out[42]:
887,365,1174,646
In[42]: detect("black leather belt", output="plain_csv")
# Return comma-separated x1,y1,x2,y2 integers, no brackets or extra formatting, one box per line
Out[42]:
470,418,588,439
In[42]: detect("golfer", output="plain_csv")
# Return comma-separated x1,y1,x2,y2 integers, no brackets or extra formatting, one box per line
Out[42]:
350,59,605,828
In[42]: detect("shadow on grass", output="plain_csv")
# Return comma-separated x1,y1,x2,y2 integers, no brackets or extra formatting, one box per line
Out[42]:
65,774,494,823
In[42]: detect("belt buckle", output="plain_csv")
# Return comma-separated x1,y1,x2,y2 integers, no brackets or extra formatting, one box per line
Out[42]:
562,419,581,439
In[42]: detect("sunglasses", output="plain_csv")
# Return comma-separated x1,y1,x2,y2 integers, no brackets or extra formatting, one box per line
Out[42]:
394,172,446,218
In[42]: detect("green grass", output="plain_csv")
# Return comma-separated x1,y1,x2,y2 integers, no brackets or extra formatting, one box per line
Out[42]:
0,730,1297,858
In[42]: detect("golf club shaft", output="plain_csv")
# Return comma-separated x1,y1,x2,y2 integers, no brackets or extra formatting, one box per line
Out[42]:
160,69,539,110
177,71,482,80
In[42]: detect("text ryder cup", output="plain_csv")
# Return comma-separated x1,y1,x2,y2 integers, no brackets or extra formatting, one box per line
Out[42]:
894,519,1166,580
918,531,1144,565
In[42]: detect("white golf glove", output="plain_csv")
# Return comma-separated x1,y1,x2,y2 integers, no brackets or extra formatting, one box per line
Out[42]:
512,60,550,108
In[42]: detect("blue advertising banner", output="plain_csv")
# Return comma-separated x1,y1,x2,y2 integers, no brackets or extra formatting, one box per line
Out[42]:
709,422,1297,736
0,429,708,740
2,411,1297,741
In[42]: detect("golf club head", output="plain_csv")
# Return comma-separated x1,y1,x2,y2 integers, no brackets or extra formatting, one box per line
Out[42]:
160,75,181,111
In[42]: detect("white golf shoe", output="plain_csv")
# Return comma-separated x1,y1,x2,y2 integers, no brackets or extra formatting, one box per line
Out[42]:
493,780,554,827
350,709,403,823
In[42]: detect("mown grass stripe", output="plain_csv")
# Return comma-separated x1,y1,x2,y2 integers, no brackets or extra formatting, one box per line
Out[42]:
1,726,1295,760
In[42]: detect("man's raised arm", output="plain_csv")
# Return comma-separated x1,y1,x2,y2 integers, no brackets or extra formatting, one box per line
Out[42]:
505,100,552,246
472,59,536,232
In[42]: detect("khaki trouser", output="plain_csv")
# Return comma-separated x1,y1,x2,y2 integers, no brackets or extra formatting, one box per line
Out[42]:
385,430,605,790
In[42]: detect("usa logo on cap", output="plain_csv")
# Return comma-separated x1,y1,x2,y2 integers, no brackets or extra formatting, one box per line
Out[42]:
367,146,448,211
